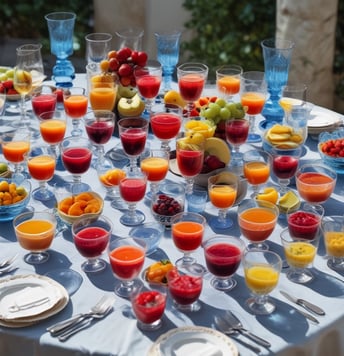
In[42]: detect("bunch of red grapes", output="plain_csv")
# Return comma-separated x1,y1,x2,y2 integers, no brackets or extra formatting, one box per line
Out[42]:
100,47,148,87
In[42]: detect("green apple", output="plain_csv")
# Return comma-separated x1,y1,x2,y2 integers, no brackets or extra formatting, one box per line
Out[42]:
117,84,137,99
117,93,145,117
0,162,8,174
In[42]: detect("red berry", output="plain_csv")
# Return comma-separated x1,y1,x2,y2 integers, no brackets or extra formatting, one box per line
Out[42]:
117,47,132,63
2,79,13,90
131,50,139,64
109,57,120,71
137,51,148,66
118,63,133,77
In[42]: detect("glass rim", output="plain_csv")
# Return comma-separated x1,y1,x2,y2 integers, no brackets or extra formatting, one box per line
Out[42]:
45,12,76,21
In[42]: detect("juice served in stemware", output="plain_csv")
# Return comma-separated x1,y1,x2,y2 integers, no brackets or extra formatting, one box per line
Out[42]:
216,64,243,101
31,89,57,118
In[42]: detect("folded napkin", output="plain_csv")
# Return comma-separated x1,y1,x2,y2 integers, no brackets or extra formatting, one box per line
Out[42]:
0,286,59,320
173,341,223,356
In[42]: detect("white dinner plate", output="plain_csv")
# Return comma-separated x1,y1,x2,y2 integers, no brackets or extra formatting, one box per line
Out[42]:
147,326,238,356
307,107,342,135
0,274,69,327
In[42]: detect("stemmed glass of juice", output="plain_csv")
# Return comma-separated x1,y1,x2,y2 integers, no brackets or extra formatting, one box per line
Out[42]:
240,71,267,143
140,149,169,199
39,110,67,158
176,136,205,195
243,249,282,315
118,169,147,226
295,162,337,210
203,235,245,291
272,145,302,194
243,149,272,197
27,145,56,202
208,181,237,230
171,211,206,268
177,62,208,117
13,211,57,264
72,215,112,273
216,64,243,102
61,136,93,193
150,104,182,152
31,85,57,120
238,198,279,250
280,227,320,284
134,60,162,117
63,87,88,137
1,129,30,183
84,110,115,168
108,237,146,298
225,118,249,168
167,267,203,312
118,117,149,172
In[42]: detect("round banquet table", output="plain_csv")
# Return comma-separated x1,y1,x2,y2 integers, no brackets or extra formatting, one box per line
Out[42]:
0,74,344,356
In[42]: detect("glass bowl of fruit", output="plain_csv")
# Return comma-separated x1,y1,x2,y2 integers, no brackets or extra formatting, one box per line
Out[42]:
0,178,31,222
318,129,344,173
151,181,185,228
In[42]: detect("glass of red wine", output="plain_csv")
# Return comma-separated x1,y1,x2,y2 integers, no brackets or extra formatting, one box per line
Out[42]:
118,117,149,172
118,169,147,226
225,118,249,169
84,110,115,169
134,60,162,117
72,215,113,273
202,235,245,291
61,136,93,193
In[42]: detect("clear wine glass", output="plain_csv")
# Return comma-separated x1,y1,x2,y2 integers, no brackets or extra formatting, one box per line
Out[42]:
13,44,45,137
177,62,208,117
108,237,146,299
216,64,243,102
118,117,148,172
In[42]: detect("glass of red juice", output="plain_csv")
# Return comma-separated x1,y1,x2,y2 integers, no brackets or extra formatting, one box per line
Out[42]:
131,286,166,330
167,267,203,312
118,169,147,226
31,86,57,119
84,110,115,169
118,117,149,172
287,202,324,240
72,215,113,273
272,145,301,194
150,103,183,152
203,235,245,291
108,237,146,298
61,136,93,193
177,62,208,117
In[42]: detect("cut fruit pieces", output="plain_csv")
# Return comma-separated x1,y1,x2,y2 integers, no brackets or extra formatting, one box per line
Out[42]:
278,190,301,214
204,137,231,164
256,187,279,204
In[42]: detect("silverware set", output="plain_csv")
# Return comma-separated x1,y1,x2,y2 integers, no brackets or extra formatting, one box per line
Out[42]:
0,254,17,276
46,295,115,341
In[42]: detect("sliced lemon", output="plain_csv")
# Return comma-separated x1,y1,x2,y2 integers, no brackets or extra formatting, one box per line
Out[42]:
278,191,300,213
256,187,279,204
205,137,231,164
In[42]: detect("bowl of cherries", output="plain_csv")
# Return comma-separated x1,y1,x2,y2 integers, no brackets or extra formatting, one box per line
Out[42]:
151,182,185,228
318,129,344,173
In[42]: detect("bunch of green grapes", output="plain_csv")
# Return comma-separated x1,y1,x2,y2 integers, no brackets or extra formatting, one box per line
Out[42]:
200,98,246,124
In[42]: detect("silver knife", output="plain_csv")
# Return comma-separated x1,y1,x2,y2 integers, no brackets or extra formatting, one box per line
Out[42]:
280,290,325,316
295,308,319,324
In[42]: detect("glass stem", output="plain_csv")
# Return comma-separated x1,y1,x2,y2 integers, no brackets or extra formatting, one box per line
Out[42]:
185,178,194,195
218,209,228,223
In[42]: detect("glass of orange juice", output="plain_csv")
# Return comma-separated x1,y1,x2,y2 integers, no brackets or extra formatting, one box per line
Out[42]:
243,249,282,315
140,149,169,199
108,237,146,298
63,87,88,137
171,212,206,268
13,211,57,264
243,149,272,197
39,110,67,158
1,129,30,183
280,227,320,284
28,146,56,202
208,181,237,230
240,71,267,143
238,198,279,250
216,64,243,102
295,163,337,210
322,216,344,272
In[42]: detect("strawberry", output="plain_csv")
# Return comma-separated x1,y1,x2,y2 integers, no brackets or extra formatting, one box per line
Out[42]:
2,80,13,90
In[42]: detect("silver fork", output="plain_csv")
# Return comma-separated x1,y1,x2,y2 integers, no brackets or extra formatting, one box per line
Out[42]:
47,295,115,336
0,254,18,269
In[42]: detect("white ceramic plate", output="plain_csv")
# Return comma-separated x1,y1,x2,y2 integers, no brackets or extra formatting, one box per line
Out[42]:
148,326,238,356
0,274,69,327
308,107,342,128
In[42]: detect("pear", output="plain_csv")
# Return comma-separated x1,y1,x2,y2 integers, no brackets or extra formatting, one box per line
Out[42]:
117,93,145,117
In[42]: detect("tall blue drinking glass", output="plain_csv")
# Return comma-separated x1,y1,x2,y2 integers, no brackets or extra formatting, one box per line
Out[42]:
260,38,294,129
45,12,76,88
155,31,181,93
